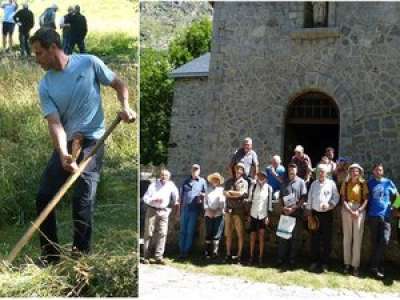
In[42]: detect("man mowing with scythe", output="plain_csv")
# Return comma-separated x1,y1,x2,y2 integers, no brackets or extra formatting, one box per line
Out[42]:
30,28,136,265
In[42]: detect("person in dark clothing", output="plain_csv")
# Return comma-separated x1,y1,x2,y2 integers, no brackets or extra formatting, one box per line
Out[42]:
13,3,34,56
69,5,88,53
60,6,74,54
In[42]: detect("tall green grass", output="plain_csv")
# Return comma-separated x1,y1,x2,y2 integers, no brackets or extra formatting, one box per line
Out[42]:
0,55,137,296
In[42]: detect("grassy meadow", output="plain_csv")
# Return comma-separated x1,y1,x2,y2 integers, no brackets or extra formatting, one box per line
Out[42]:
0,0,138,296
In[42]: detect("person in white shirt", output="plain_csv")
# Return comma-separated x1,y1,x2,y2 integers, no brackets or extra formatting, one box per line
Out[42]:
141,169,179,265
203,172,225,259
306,164,339,272
247,171,273,265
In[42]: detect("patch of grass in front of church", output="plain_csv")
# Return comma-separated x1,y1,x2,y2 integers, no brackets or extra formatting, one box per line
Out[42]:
165,254,400,294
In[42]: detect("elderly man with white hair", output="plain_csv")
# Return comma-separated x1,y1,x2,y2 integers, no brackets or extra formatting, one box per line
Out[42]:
141,169,180,265
265,155,286,201
306,163,339,273
230,137,259,184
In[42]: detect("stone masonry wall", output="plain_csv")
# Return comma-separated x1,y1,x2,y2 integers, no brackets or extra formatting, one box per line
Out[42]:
166,2,400,263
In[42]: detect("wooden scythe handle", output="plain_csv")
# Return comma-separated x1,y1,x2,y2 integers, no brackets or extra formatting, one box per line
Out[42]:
7,115,122,264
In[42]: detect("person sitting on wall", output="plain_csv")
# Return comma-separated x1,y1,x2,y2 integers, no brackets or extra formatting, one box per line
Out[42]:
367,163,398,279
306,164,339,273
178,164,207,260
265,155,286,201
247,170,273,266
230,137,259,186
203,172,225,259
223,162,248,264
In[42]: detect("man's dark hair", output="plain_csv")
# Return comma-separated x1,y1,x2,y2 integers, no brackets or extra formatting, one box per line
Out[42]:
373,162,384,170
325,147,335,152
30,28,62,49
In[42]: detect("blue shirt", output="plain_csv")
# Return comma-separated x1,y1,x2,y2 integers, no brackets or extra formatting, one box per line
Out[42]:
39,54,115,141
3,3,17,23
180,176,207,211
367,177,398,219
266,165,286,192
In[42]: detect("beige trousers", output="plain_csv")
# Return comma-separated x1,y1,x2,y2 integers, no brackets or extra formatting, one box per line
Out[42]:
143,206,171,259
342,202,365,268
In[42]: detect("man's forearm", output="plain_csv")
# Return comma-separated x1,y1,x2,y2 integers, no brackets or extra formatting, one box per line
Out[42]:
111,77,129,108
47,115,68,155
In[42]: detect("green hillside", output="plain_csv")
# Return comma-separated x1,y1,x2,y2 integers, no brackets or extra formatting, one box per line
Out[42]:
1,0,138,35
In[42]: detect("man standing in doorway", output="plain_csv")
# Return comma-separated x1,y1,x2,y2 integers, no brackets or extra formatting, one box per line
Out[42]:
30,28,136,265
291,145,312,183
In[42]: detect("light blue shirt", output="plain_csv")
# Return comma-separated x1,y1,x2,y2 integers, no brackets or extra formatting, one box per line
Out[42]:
39,54,115,140
2,3,17,23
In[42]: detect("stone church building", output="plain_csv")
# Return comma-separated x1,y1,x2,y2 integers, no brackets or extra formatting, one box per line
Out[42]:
167,2,400,259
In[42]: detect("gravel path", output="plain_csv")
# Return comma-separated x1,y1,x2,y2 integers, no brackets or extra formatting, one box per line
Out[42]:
140,264,400,300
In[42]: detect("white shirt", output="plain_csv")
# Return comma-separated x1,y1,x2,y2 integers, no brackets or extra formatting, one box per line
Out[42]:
204,186,225,217
250,182,273,219
307,178,339,212
143,179,179,209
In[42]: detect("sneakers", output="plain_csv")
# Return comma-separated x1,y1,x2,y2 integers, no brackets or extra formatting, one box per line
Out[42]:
258,257,264,266
352,267,360,277
371,268,384,279
344,264,351,274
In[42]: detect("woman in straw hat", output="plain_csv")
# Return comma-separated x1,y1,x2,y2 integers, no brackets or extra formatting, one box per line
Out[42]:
204,172,226,259
341,163,368,277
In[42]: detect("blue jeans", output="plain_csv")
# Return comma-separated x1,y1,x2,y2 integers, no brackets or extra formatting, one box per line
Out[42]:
368,216,391,270
179,207,199,255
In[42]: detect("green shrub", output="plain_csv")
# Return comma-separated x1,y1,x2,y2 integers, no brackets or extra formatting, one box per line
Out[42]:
140,17,212,165
86,32,138,63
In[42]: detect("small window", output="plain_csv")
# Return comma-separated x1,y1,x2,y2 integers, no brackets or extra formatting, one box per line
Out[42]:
304,2,329,28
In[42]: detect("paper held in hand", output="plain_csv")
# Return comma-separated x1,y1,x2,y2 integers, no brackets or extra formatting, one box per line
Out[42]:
276,215,296,239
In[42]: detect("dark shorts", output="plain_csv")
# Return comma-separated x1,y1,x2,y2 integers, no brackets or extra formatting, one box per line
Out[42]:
2,22,15,35
249,216,266,232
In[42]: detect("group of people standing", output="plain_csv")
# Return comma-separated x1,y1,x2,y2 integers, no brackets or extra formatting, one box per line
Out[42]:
141,138,399,280
1,0,87,57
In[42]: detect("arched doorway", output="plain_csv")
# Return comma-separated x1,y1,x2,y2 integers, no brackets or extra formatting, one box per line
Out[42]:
283,91,340,166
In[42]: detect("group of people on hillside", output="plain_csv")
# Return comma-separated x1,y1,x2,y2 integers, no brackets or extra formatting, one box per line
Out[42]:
141,138,399,280
1,0,87,56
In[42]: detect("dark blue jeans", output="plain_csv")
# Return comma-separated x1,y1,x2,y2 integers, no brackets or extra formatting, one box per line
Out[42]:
19,31,30,56
179,207,199,255
70,37,86,53
368,216,391,271
36,138,103,261
205,215,224,241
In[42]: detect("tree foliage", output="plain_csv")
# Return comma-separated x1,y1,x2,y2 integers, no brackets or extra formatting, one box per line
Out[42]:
168,17,212,68
140,17,212,166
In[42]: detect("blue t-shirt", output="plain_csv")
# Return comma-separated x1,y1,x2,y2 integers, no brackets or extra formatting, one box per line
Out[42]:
180,176,207,211
367,177,398,219
39,54,115,141
3,3,17,23
266,165,286,192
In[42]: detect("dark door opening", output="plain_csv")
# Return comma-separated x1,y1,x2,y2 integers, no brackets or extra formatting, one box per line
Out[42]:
283,92,339,167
